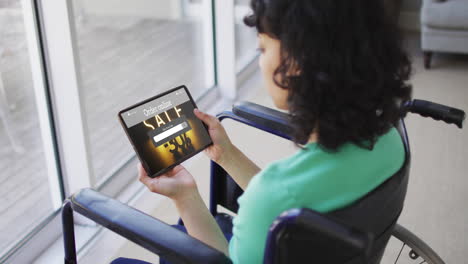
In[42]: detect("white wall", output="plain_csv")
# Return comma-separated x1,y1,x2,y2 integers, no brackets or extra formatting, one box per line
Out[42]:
79,0,183,19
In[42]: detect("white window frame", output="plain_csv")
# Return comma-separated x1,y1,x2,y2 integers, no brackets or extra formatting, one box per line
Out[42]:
22,0,63,210
214,0,237,99
214,0,259,99
39,0,94,195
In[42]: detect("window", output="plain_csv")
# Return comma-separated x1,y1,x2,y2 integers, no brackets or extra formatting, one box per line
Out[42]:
0,0,60,257
70,0,216,185
1,0,244,261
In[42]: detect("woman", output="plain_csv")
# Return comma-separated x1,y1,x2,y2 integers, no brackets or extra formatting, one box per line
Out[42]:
122,0,412,263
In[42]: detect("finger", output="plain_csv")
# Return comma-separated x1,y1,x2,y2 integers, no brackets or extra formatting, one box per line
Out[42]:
138,163,151,183
138,163,147,176
162,165,184,178
194,108,219,128
139,172,153,187
172,164,185,173
139,176,150,187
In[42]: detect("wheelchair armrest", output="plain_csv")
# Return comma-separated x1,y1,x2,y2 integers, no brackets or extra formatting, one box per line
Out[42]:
218,101,293,140
63,188,231,264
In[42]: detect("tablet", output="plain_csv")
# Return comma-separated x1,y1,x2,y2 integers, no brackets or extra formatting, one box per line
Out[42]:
118,85,212,177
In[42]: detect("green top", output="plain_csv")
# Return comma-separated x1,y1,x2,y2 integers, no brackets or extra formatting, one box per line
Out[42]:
228,127,405,264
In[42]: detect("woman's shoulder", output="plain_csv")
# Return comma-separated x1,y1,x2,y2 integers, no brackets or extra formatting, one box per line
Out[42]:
256,144,331,184
260,127,404,182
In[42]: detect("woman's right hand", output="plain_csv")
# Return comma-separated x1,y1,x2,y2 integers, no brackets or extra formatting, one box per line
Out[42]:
194,108,234,166
195,108,260,190
138,163,198,202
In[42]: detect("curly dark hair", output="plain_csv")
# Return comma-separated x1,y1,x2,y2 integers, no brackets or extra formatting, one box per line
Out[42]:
244,0,412,151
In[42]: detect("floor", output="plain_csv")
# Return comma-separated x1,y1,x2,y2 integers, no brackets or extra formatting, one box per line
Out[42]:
79,32,468,264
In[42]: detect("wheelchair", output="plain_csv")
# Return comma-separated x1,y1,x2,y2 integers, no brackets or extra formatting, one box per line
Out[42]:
62,99,465,264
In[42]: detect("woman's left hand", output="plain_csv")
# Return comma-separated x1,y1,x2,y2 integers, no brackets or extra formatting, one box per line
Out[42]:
139,163,229,255
138,163,198,202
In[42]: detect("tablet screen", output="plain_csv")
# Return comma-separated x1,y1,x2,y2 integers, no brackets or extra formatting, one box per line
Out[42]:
119,86,212,177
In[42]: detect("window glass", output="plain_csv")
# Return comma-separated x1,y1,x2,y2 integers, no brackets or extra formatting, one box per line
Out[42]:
71,0,215,184
0,1,54,255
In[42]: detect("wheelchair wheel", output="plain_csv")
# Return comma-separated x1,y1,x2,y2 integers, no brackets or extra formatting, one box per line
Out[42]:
390,224,445,264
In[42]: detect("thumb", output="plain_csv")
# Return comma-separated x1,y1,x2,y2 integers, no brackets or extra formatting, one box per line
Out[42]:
194,108,219,128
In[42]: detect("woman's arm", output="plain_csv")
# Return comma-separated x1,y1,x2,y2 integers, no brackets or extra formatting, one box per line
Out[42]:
175,192,229,255
217,145,260,190
194,109,260,189
138,164,229,255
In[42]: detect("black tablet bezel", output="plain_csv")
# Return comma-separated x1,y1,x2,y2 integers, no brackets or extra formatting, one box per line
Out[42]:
118,85,213,178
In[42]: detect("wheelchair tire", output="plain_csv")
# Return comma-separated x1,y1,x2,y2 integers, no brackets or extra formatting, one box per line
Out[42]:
391,224,445,264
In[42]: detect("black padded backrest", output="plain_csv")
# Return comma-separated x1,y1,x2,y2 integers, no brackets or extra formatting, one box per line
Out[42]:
326,120,411,263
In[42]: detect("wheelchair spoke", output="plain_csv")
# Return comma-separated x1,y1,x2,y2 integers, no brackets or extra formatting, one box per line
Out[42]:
394,243,406,264
390,225,446,264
